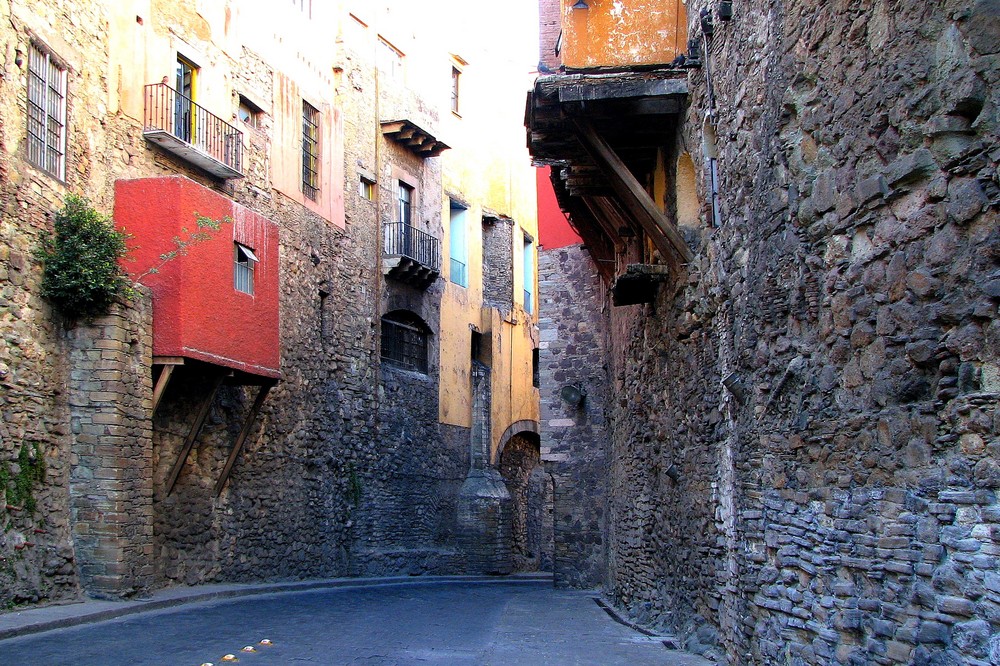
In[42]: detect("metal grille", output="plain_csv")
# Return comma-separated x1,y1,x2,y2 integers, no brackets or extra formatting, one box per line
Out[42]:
143,83,243,173
383,223,440,271
302,101,319,200
381,318,428,373
27,44,66,179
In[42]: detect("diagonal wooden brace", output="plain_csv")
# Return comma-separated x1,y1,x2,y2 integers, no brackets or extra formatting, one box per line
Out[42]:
572,118,693,266
166,371,225,496
214,381,274,497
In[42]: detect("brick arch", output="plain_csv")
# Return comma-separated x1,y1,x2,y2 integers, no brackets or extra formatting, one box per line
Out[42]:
495,419,540,460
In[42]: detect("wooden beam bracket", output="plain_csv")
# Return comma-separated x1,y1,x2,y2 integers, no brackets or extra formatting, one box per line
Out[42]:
165,372,226,496
572,118,693,266
214,380,275,497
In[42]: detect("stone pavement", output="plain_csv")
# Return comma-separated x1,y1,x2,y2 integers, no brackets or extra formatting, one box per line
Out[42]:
0,575,714,665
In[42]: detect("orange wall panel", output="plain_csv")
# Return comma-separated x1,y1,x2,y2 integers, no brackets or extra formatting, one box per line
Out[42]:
562,0,687,70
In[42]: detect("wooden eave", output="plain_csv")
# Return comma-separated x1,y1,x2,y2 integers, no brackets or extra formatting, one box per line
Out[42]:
381,119,450,157
526,69,692,271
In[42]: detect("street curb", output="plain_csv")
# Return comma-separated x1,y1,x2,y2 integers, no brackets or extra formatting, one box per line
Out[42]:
0,573,552,642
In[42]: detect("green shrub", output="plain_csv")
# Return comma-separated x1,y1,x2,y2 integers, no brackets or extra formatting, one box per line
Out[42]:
36,195,130,321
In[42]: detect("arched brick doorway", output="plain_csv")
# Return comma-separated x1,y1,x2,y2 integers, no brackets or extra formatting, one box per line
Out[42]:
498,428,553,572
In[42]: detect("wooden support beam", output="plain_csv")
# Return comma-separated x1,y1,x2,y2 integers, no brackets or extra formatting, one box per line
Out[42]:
151,364,175,416
166,372,225,496
581,196,625,249
589,196,638,239
214,381,274,497
572,118,693,265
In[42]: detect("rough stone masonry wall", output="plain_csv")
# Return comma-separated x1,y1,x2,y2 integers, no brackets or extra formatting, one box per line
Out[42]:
602,0,1000,664
538,244,611,588
1,0,125,606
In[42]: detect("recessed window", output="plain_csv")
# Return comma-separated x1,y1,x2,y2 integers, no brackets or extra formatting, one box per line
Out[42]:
359,176,375,200
532,348,540,388
26,43,67,179
302,101,319,200
451,66,461,115
174,55,198,144
522,233,534,315
398,181,414,226
238,96,262,128
234,243,257,295
381,311,429,374
449,201,468,288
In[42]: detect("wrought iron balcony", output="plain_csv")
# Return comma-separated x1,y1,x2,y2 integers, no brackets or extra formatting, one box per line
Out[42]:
383,222,440,289
143,83,244,179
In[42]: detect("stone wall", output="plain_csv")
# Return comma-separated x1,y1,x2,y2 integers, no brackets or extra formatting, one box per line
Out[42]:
67,300,153,598
483,217,515,312
538,243,611,588
590,0,1000,663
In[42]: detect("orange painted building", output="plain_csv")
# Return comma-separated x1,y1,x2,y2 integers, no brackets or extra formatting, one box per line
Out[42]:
559,0,688,70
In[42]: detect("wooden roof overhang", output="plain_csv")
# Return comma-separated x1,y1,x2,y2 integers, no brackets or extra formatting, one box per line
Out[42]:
526,70,693,282
382,119,450,158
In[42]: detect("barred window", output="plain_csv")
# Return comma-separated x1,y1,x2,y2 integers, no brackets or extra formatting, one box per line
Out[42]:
302,101,319,200
234,243,257,295
381,311,429,374
27,43,67,179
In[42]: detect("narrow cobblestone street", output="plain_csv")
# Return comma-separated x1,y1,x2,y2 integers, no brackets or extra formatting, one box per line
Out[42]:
0,579,712,665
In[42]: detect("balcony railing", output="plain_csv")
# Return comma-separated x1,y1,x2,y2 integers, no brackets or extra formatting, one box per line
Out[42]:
143,83,244,179
383,222,440,289
450,258,468,288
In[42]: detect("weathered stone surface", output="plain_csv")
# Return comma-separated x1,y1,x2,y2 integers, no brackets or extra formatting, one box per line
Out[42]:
537,1,1000,664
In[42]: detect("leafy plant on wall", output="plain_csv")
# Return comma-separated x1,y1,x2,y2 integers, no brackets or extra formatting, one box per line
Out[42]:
36,195,230,323
35,195,130,321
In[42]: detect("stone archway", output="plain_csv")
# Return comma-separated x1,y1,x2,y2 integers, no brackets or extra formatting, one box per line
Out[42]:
498,431,553,572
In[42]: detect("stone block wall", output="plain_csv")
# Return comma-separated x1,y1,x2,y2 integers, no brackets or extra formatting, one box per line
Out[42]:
483,217,515,312
67,300,153,598
538,243,611,588
582,0,1000,663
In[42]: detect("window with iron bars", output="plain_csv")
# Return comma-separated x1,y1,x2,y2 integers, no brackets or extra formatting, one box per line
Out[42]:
302,101,319,200
381,313,429,374
27,43,67,180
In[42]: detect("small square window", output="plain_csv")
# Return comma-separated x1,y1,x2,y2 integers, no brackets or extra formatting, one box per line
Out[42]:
238,96,262,128
234,243,257,295
359,176,375,200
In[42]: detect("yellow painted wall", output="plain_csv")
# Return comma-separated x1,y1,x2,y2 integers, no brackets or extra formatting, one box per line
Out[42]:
432,3,541,457
562,0,688,70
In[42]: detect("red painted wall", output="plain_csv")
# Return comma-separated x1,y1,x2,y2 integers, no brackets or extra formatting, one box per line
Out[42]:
536,166,580,250
115,176,281,379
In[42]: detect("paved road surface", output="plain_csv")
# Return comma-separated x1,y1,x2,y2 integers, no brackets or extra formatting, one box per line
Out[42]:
0,580,712,665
